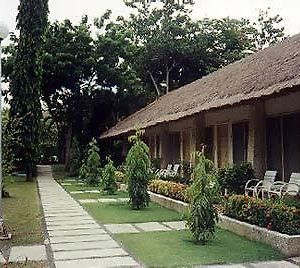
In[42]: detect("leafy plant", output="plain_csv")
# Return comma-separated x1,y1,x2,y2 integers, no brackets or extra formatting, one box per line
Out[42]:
80,138,101,186
101,158,118,195
126,129,151,210
224,195,300,235
148,179,189,203
217,163,256,194
151,158,161,172
186,151,220,244
69,137,81,176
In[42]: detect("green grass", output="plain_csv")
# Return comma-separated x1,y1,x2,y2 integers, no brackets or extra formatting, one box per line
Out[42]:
52,164,128,200
71,191,128,200
1,176,43,246
83,202,182,224
117,229,283,267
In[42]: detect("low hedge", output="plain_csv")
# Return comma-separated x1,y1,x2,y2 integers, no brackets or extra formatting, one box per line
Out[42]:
148,179,189,203
224,195,300,235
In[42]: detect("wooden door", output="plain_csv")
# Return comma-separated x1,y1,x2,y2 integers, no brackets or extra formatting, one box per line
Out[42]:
217,124,229,168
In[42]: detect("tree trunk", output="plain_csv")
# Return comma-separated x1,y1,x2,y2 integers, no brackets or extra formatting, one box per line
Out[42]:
27,161,34,182
166,65,170,94
148,71,161,97
64,123,72,172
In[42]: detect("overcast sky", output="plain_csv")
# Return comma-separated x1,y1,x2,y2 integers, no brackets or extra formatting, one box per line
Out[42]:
1,0,300,41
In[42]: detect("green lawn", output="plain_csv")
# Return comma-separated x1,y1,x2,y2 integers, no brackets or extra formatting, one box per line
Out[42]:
1,176,43,247
117,229,283,267
70,191,128,200
83,202,182,224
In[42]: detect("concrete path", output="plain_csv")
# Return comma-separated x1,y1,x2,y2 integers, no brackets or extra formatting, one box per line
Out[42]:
104,221,185,234
37,165,139,268
78,197,130,204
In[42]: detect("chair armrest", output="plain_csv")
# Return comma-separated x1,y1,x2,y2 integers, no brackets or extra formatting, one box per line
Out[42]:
245,179,260,189
282,183,300,195
269,181,286,191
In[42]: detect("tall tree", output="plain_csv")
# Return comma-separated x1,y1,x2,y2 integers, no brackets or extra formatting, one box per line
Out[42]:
7,0,48,181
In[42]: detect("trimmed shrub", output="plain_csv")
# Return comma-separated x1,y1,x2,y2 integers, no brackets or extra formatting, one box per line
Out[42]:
148,179,189,202
217,163,256,194
126,130,151,210
80,138,101,186
101,158,118,194
224,195,300,235
186,151,220,244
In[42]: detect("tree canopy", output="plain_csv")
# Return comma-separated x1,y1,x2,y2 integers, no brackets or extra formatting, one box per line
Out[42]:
2,2,286,169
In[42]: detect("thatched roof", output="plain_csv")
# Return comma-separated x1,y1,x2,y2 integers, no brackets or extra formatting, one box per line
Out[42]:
101,33,300,139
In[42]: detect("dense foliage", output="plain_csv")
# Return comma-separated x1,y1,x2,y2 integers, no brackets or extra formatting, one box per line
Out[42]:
224,195,300,235
79,139,101,186
2,1,286,168
148,179,188,203
217,163,256,194
186,151,220,244
6,0,48,181
126,130,151,210
101,158,118,194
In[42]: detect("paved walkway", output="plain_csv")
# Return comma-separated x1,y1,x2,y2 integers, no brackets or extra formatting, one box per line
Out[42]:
37,165,139,268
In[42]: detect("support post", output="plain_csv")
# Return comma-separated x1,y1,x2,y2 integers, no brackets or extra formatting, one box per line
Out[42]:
247,102,266,177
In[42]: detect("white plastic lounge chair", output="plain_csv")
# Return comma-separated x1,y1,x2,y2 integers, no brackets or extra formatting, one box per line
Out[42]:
245,170,277,199
156,164,172,177
169,164,180,176
268,172,300,198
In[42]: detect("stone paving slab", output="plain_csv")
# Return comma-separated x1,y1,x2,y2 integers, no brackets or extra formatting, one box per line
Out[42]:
54,247,128,261
52,240,119,252
61,183,72,186
98,198,118,203
47,223,100,231
48,228,106,237
85,190,100,193
43,208,83,214
135,222,171,232
55,256,139,268
198,265,246,268
45,212,89,218
51,234,112,244
118,198,130,202
105,224,140,234
163,221,186,230
70,191,84,194
47,218,96,227
78,199,99,204
45,215,92,222
9,245,47,262
290,257,300,265
248,261,299,267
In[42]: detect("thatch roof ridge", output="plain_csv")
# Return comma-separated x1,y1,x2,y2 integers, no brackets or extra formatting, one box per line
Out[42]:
101,33,300,139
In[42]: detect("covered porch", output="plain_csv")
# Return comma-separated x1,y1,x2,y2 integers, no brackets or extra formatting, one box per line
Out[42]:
143,89,300,181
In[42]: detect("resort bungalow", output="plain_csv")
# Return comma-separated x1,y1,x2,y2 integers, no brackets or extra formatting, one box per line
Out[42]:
101,34,300,181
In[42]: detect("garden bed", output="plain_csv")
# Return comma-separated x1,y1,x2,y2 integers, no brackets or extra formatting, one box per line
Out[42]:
148,191,300,257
